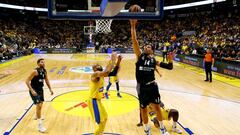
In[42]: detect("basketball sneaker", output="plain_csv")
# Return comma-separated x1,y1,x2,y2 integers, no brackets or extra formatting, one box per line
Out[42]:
172,126,182,134
136,123,143,127
160,127,169,135
104,92,109,99
144,126,151,135
117,93,122,98
38,123,47,133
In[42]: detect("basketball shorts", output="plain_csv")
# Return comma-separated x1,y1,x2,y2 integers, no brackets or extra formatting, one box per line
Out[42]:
137,82,161,108
161,108,170,120
109,76,119,83
29,88,44,104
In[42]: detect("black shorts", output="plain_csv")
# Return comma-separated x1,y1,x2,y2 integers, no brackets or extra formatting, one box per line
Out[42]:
29,88,44,104
137,82,161,108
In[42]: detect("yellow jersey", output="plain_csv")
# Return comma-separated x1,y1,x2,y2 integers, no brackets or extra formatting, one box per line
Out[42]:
89,77,104,100
148,107,170,121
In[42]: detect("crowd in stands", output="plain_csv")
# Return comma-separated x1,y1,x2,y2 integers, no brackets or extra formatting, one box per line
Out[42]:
0,18,86,62
97,12,240,61
0,11,239,62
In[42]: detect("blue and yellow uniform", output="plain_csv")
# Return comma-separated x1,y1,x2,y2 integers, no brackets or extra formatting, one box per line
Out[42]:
109,75,119,83
87,77,107,135
108,63,119,84
148,107,170,121
106,63,121,98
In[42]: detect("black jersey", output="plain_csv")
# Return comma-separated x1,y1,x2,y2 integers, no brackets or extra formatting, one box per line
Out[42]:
31,67,46,90
136,53,156,84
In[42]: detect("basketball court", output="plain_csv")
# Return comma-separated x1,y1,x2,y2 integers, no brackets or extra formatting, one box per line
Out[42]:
0,54,240,135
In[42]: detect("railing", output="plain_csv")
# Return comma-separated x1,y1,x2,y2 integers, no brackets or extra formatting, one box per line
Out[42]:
173,54,240,78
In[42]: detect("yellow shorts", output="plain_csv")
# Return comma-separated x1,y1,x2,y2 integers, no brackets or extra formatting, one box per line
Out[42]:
161,108,170,120
88,99,108,124
109,76,119,83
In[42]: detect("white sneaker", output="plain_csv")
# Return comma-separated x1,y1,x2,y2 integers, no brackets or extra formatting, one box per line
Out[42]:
144,126,151,135
38,123,47,133
172,126,182,134
160,127,169,135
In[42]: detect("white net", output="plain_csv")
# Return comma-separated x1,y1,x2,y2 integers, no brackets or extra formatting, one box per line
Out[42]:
95,19,113,34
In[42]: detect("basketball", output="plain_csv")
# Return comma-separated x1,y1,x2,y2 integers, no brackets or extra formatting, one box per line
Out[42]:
129,5,141,12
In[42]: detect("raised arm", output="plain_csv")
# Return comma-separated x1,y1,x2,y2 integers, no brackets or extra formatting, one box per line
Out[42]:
108,55,123,76
130,20,141,58
92,53,117,80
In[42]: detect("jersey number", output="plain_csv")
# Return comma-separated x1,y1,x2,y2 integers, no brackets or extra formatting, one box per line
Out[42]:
144,60,150,66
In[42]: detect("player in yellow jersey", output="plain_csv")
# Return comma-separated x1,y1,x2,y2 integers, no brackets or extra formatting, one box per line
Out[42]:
105,53,122,98
87,53,122,135
137,102,182,134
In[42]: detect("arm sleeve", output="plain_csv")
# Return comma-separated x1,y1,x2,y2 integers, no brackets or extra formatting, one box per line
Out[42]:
159,62,173,70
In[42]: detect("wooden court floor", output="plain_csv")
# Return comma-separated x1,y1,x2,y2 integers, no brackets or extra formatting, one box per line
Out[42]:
0,54,240,135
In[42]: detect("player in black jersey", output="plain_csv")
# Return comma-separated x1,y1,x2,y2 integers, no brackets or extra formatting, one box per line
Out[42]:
130,20,173,135
26,58,53,133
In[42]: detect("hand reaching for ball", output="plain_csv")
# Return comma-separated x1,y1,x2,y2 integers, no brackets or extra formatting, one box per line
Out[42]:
129,5,141,12
129,5,141,26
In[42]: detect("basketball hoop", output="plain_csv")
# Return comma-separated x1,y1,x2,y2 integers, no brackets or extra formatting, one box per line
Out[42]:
95,19,113,34
84,26,96,35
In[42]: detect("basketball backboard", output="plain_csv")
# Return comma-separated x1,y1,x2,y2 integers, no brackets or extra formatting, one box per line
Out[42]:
48,0,164,20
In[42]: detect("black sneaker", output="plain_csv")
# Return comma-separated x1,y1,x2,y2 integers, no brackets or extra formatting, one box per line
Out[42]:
117,93,122,98
136,123,143,127
104,92,109,99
